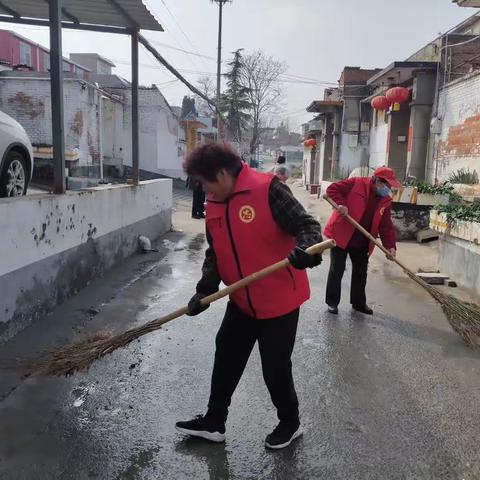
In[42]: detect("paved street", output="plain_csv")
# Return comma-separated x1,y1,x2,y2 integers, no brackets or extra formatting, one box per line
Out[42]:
1,186,480,480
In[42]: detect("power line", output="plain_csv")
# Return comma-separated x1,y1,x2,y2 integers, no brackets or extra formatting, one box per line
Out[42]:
138,34,225,122
158,0,210,71
145,38,217,61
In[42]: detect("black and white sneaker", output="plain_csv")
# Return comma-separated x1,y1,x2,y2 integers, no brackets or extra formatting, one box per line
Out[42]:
265,421,303,450
175,415,226,443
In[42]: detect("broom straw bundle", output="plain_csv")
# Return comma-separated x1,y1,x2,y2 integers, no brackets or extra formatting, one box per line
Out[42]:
33,239,336,376
323,195,480,347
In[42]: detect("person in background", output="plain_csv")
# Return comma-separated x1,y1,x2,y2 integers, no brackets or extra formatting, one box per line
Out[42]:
186,176,206,219
272,155,291,182
176,142,323,450
323,167,401,315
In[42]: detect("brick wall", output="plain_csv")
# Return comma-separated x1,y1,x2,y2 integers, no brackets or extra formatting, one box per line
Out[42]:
0,77,101,167
435,71,480,182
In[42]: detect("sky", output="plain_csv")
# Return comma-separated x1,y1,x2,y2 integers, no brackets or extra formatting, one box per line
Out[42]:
5,0,477,132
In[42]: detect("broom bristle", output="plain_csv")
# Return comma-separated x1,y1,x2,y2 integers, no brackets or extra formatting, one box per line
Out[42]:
405,270,480,347
33,333,114,376
32,314,168,376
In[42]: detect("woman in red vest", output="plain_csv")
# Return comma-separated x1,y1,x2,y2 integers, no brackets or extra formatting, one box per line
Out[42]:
175,142,323,449
323,167,400,315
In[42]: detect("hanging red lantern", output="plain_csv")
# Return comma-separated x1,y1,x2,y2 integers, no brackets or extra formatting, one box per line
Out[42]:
386,87,410,111
304,138,317,147
371,96,391,111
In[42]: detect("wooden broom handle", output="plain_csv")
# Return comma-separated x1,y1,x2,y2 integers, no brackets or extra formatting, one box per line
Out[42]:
106,239,337,345
323,195,411,272
199,239,336,307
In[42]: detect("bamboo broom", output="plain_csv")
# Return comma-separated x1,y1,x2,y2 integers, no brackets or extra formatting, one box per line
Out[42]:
323,194,480,347
33,239,336,376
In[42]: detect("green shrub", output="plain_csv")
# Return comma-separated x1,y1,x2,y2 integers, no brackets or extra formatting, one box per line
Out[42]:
448,168,479,185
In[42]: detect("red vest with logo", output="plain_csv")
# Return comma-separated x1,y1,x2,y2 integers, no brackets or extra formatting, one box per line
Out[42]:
323,177,392,255
206,164,310,319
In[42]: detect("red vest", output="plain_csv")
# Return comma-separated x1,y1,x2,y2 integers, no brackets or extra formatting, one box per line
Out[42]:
206,164,310,319
323,177,392,255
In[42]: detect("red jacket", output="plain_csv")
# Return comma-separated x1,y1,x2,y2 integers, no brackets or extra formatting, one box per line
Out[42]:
323,177,396,255
206,165,310,319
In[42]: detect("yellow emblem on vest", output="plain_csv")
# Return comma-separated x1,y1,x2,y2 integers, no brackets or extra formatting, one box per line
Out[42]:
239,205,255,223
380,207,386,216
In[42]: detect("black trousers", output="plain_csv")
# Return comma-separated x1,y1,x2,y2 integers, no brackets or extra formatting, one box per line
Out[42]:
192,186,205,217
325,246,369,307
206,302,299,424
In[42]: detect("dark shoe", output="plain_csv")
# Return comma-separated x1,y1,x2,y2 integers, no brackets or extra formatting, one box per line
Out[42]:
352,304,373,315
192,214,201,219
175,415,225,442
265,420,303,450
327,305,338,315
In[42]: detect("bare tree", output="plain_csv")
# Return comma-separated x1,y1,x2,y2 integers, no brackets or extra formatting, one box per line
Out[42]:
195,75,216,116
239,50,287,155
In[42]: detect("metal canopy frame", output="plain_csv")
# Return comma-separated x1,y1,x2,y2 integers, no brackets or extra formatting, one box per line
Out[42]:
0,0,163,193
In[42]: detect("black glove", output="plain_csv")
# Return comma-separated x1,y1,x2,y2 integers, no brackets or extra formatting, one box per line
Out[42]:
288,247,322,270
187,293,210,316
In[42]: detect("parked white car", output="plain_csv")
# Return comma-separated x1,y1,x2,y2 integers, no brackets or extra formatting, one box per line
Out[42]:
0,110,34,197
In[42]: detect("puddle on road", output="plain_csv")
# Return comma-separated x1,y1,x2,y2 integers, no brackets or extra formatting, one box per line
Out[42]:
116,446,161,480
187,233,206,251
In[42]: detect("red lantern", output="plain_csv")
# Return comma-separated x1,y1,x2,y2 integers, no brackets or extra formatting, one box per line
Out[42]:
304,138,317,147
386,87,410,111
371,96,391,111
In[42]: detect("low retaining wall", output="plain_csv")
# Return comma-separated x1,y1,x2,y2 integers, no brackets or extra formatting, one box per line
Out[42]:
0,179,172,342
430,211,480,298
438,236,480,299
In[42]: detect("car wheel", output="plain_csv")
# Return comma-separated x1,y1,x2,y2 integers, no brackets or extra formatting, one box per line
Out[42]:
0,150,28,197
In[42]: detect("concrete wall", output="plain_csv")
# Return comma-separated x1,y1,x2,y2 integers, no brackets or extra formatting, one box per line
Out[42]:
0,180,172,342
339,134,369,176
438,236,480,299
119,88,183,179
388,106,410,182
369,111,389,169
434,71,480,182
101,96,125,169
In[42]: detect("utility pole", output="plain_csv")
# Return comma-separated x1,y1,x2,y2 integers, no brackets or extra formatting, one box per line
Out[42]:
212,0,230,139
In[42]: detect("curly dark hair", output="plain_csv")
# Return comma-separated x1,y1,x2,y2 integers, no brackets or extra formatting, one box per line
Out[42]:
183,142,243,182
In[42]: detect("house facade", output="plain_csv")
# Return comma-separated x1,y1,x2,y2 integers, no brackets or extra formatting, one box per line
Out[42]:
303,12,480,187
0,30,90,78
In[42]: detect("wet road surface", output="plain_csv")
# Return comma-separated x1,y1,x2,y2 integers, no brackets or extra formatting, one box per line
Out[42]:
1,227,480,479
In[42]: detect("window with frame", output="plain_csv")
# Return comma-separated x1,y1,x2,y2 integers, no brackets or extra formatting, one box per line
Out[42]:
19,42,31,66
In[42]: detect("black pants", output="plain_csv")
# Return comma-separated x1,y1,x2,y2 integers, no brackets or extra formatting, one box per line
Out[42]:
192,187,205,217
325,246,369,307
206,302,299,424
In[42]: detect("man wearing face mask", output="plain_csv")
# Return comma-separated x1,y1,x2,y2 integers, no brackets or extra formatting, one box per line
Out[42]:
323,167,401,315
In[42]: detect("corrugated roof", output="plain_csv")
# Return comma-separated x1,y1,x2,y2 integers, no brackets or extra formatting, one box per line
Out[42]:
0,0,163,31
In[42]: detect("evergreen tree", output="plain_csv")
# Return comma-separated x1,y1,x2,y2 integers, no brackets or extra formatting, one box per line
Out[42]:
220,49,252,143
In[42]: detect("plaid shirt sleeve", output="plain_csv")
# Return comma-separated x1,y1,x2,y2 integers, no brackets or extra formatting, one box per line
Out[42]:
196,229,222,295
196,179,323,295
269,178,323,249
